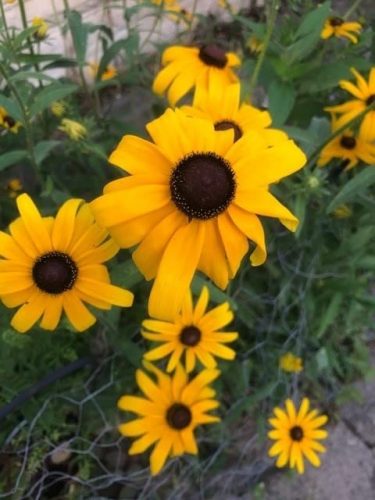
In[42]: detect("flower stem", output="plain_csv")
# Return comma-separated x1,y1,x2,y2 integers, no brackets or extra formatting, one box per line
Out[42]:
343,0,364,19
17,0,40,73
248,0,279,98
0,0,11,42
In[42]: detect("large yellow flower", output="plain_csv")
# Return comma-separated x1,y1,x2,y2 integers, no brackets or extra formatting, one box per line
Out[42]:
181,81,286,144
91,109,306,320
152,44,241,105
325,67,375,140
0,194,133,333
268,398,328,474
321,17,362,44
118,362,220,475
143,286,238,372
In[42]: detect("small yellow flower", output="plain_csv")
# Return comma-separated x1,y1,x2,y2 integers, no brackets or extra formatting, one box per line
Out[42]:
307,176,320,189
32,17,48,40
7,178,23,199
279,352,303,373
143,286,238,373
0,107,22,133
118,362,220,475
51,101,66,117
268,398,328,474
59,118,87,141
321,17,362,44
5,0,17,4
333,204,352,218
247,36,264,54
89,62,117,81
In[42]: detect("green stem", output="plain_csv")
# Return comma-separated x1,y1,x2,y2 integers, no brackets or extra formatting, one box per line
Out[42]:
248,0,279,98
189,0,199,34
0,62,41,183
343,0,363,19
0,0,11,43
18,0,40,73
139,2,164,52
308,101,375,171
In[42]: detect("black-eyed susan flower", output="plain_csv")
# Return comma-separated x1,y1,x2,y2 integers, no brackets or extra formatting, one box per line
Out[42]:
89,62,117,81
51,101,66,117
321,17,362,44
279,352,303,373
143,286,238,372
91,108,306,320
0,107,21,133
268,398,328,474
318,127,375,170
181,81,286,144
325,67,375,140
118,362,220,475
59,118,87,141
32,17,48,40
152,44,241,105
0,194,133,333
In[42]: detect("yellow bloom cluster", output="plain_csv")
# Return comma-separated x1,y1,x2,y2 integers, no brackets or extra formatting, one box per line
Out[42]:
279,352,303,373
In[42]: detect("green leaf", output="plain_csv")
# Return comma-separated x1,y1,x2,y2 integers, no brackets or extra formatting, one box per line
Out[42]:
316,293,343,338
34,140,60,166
0,150,28,171
268,80,296,126
10,71,56,83
67,10,89,66
0,95,23,122
111,259,143,289
42,58,78,70
29,83,78,116
327,167,375,213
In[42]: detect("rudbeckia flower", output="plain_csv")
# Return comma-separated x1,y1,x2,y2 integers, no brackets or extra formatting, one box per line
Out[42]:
152,44,241,105
318,125,375,170
0,194,133,333
181,81,286,144
321,17,362,44
91,109,306,320
247,36,264,54
325,67,375,140
89,62,117,81
59,118,87,141
143,286,238,372
0,107,22,133
279,352,303,373
268,398,328,474
32,17,48,40
118,362,220,475
50,101,66,117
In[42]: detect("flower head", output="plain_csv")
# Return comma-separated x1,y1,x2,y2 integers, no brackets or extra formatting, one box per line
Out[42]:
247,36,264,54
333,204,352,218
279,352,303,373
118,362,220,475
268,398,328,474
321,17,362,44
51,101,66,117
91,108,306,320
89,62,117,81
32,17,48,40
143,286,238,372
0,107,21,133
325,67,375,140
0,194,133,333
59,118,87,141
152,44,241,105
181,81,286,144
7,178,23,198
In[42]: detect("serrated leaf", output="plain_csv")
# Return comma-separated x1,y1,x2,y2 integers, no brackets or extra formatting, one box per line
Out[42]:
327,167,375,213
29,83,78,116
0,150,28,171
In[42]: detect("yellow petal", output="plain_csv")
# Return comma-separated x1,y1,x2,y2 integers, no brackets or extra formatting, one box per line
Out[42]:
76,279,133,307
217,212,248,277
16,194,51,254
39,294,63,330
198,218,229,290
10,290,46,333
52,199,83,252
63,292,96,331
150,434,173,475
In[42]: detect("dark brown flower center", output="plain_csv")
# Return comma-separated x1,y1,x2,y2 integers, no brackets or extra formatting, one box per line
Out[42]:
366,94,375,106
289,425,304,442
170,152,236,220
340,135,356,150
180,325,201,346
166,403,192,430
3,116,16,128
329,17,344,27
32,251,78,294
199,44,228,69
215,120,242,142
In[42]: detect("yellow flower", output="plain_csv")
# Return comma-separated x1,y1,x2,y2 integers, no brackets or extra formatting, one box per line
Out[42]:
51,101,66,117
268,398,328,474
279,352,303,373
7,178,23,199
89,62,117,81
325,67,375,140
118,362,220,475
321,17,362,44
143,286,238,372
247,36,264,54
152,44,241,105
151,0,191,22
4,0,16,4
59,118,87,141
181,81,286,144
333,204,352,218
32,17,48,40
318,122,375,170
91,109,306,320
0,194,133,333
0,107,22,133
